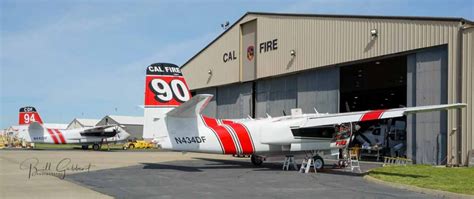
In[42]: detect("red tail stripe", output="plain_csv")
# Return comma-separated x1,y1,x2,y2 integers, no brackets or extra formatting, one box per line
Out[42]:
53,129,66,144
46,128,59,144
222,120,254,154
202,116,237,154
360,110,386,121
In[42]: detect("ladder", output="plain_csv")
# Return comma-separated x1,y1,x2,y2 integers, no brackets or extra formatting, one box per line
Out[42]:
383,157,413,166
282,155,298,171
299,158,316,173
348,149,361,173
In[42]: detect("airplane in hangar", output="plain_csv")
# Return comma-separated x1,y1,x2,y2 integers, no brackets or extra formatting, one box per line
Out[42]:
18,106,130,150
143,63,467,171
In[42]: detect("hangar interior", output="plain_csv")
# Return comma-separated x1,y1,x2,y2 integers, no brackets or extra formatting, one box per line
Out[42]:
182,12,473,166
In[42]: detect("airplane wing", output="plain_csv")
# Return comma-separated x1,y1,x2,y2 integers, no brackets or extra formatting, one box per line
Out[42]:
80,125,118,137
299,103,466,128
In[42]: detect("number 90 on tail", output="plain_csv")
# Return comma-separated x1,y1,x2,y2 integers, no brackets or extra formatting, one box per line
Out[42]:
144,63,191,107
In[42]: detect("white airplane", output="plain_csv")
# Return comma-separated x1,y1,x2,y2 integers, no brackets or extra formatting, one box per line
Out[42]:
18,106,130,150
143,63,467,170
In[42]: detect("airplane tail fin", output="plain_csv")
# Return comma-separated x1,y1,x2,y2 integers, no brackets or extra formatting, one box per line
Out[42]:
19,106,43,125
166,94,213,118
21,121,45,142
143,63,192,139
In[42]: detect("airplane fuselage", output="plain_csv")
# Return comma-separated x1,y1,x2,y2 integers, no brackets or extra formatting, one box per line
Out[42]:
157,114,342,156
21,127,129,145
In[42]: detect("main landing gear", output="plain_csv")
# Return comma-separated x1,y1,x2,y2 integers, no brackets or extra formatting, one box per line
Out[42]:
312,155,324,171
251,154,264,166
92,143,101,151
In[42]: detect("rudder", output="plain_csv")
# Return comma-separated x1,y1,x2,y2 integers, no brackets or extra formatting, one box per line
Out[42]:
19,106,43,125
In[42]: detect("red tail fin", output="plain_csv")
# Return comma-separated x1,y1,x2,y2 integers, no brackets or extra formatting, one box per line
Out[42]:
144,63,191,107
19,106,43,125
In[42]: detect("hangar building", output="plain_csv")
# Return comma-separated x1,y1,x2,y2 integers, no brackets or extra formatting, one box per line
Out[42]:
181,12,473,166
67,118,100,129
96,115,144,139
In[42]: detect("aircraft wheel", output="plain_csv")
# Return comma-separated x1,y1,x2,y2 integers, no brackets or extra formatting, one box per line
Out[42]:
81,145,88,150
313,155,324,171
92,144,101,151
251,155,263,166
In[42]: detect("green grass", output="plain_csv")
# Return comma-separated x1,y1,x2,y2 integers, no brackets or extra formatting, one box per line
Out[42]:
369,165,474,195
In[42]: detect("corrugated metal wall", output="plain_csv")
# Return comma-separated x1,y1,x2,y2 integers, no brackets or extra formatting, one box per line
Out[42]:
407,46,448,165
256,16,458,79
462,27,474,165
216,83,253,119
255,66,340,117
297,67,339,114
195,83,253,119
256,75,297,117
182,16,256,89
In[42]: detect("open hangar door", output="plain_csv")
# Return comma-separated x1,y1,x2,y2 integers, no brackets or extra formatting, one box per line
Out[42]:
340,46,448,165
340,55,408,160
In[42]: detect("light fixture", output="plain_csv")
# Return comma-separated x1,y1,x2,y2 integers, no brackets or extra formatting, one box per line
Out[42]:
375,61,381,65
370,29,378,37
207,69,212,75
290,49,296,57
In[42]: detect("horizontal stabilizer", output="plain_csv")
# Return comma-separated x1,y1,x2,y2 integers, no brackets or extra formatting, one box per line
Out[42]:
166,94,213,118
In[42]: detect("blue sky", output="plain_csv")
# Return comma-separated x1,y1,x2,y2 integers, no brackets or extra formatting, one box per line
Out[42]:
1,0,473,128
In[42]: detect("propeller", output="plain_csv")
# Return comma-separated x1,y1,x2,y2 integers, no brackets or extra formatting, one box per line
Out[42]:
113,125,120,138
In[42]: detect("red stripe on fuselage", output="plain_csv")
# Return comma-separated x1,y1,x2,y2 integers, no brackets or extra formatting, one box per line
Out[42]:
53,129,66,144
202,116,237,154
46,128,59,144
360,110,386,121
222,120,254,154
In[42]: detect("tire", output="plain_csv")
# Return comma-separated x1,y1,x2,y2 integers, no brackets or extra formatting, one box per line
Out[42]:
81,145,88,150
122,146,127,150
251,155,263,166
313,155,324,171
129,144,135,149
92,144,101,151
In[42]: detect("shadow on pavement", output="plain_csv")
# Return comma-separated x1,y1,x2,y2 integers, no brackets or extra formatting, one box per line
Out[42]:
140,157,285,172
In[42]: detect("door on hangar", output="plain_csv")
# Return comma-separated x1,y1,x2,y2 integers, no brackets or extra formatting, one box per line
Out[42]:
340,56,407,112
406,46,448,165
340,55,408,159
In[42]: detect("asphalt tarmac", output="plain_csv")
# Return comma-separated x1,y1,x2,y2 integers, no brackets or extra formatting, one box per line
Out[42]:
67,158,439,199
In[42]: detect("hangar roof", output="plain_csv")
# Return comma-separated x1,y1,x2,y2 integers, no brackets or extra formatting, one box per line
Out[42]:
106,115,144,125
181,12,473,68
72,118,100,127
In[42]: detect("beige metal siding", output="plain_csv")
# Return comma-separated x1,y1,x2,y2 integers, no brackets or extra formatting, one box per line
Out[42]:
462,27,474,165
182,16,256,89
256,15,458,78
